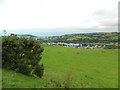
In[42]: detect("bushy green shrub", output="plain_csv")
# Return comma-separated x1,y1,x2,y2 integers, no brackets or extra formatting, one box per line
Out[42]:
34,64,44,78
2,35,44,78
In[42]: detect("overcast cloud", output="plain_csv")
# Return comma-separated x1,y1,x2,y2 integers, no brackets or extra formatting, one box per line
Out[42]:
0,0,119,34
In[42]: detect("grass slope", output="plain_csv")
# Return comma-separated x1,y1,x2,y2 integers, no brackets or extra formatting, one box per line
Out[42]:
2,45,118,88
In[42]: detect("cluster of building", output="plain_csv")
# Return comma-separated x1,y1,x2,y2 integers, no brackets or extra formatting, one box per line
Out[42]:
42,42,106,49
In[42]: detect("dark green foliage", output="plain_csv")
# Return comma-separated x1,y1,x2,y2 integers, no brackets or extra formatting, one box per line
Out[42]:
2,35,44,78
34,64,44,78
104,45,118,49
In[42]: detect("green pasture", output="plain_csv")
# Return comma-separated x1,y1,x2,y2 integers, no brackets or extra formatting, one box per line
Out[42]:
2,45,118,88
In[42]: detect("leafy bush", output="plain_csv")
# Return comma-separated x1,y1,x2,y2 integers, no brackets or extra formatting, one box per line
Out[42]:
2,35,44,78
33,64,44,78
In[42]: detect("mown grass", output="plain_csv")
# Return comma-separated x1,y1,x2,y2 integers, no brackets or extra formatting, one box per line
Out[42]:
2,45,118,88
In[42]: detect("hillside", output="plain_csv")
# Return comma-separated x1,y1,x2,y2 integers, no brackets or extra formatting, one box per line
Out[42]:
2,45,118,88
38,32,119,44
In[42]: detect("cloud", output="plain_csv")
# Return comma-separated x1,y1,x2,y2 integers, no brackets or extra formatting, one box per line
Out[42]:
78,7,118,32
0,0,119,33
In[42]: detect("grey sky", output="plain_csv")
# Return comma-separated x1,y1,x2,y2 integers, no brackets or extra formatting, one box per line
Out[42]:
0,0,119,34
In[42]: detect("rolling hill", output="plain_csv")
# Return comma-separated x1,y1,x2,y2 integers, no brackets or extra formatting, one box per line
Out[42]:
2,45,118,88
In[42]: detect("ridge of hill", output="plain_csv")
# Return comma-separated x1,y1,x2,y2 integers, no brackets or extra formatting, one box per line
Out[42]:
44,32,119,43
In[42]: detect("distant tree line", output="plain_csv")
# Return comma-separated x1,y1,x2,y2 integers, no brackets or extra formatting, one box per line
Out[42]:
104,45,119,49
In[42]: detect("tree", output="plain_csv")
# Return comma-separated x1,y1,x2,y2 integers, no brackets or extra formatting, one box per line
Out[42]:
2,35,44,78
2,30,7,36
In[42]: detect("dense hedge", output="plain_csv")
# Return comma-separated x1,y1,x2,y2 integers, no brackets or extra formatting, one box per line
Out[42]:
2,35,44,78
104,45,119,49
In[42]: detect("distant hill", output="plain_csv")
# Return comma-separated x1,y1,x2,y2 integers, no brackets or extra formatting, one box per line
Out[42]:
38,32,119,44
16,34,37,38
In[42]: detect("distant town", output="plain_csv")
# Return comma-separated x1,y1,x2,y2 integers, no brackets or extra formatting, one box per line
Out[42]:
41,42,107,49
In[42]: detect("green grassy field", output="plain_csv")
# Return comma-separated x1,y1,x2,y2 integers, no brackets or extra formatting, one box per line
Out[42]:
2,45,118,88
